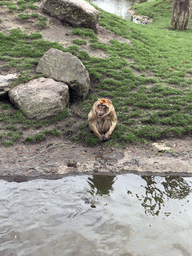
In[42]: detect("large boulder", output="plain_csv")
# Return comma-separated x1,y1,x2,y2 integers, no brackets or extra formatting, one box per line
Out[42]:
9,77,69,119
42,0,99,32
36,48,91,101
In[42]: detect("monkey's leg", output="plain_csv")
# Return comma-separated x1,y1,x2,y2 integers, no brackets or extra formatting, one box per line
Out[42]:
105,120,117,140
89,122,103,140
102,119,112,140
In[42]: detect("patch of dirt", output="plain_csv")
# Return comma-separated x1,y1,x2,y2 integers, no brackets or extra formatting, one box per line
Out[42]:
1,136,192,182
0,3,192,180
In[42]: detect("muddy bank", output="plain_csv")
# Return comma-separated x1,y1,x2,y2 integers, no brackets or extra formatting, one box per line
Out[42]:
1,136,192,182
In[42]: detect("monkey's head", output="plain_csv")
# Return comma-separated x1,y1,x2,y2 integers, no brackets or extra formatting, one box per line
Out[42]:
95,98,112,118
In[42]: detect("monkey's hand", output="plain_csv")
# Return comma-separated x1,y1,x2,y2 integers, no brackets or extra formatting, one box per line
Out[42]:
98,134,104,141
103,133,110,141
98,133,108,141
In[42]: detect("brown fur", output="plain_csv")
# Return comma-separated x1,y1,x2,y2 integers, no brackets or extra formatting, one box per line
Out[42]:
88,98,117,141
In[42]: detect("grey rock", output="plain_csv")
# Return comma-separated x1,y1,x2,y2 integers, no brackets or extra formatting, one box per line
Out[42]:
152,143,171,152
9,77,69,119
42,0,99,32
0,73,18,98
36,48,91,100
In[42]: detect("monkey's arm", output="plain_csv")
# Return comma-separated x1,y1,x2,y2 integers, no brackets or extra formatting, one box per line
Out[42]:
88,111,103,140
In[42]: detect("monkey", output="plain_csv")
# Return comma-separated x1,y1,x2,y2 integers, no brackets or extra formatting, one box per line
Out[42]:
88,98,117,141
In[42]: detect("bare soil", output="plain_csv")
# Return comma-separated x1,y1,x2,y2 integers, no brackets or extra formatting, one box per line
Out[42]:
1,135,192,182
1,5,192,181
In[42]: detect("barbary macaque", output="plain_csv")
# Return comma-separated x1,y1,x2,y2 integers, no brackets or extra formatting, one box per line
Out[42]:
88,98,117,141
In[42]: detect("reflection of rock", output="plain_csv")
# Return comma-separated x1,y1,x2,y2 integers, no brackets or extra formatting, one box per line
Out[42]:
9,77,69,119
36,48,91,101
42,0,99,32
152,142,171,152
0,73,18,98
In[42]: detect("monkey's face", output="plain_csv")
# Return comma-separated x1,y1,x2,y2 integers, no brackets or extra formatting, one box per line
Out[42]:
96,103,108,117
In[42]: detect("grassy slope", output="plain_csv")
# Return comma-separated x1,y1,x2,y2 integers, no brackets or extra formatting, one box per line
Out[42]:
1,0,192,146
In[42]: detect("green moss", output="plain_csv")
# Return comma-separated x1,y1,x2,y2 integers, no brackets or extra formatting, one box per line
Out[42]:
73,39,87,45
36,16,47,28
34,133,45,142
72,28,98,41
31,13,39,18
44,128,61,136
18,13,30,20
2,141,14,146
25,136,34,142
28,3,38,9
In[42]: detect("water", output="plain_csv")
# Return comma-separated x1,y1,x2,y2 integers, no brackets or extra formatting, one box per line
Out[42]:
90,0,132,20
1,174,192,256
89,0,148,24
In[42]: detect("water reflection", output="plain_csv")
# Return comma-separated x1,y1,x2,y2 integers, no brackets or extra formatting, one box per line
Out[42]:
87,174,192,216
163,176,191,199
0,174,192,255
140,176,165,216
125,175,192,216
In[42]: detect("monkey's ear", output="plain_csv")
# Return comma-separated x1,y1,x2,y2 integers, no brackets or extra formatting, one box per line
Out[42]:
96,98,102,105
94,98,101,105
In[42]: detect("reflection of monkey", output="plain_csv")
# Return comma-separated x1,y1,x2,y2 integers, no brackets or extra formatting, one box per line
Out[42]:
88,98,117,141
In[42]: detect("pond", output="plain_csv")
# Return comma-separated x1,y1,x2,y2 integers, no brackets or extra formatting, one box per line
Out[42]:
89,0,133,20
1,173,192,256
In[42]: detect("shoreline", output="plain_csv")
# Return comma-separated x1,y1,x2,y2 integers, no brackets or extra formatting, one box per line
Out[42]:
1,136,192,182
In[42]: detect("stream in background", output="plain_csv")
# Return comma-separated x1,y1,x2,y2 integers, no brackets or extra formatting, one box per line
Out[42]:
1,173,192,256
89,0,133,20
89,0,148,24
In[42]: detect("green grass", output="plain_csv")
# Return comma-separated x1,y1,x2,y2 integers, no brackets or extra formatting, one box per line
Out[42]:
18,13,30,20
72,0,192,145
72,27,99,42
2,0,192,146
0,0,40,11
73,39,87,45
0,28,68,82
36,16,48,28
132,0,173,26
0,105,69,145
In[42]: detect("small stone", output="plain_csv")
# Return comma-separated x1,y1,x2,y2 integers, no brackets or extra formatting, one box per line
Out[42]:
153,143,171,152
67,160,77,168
